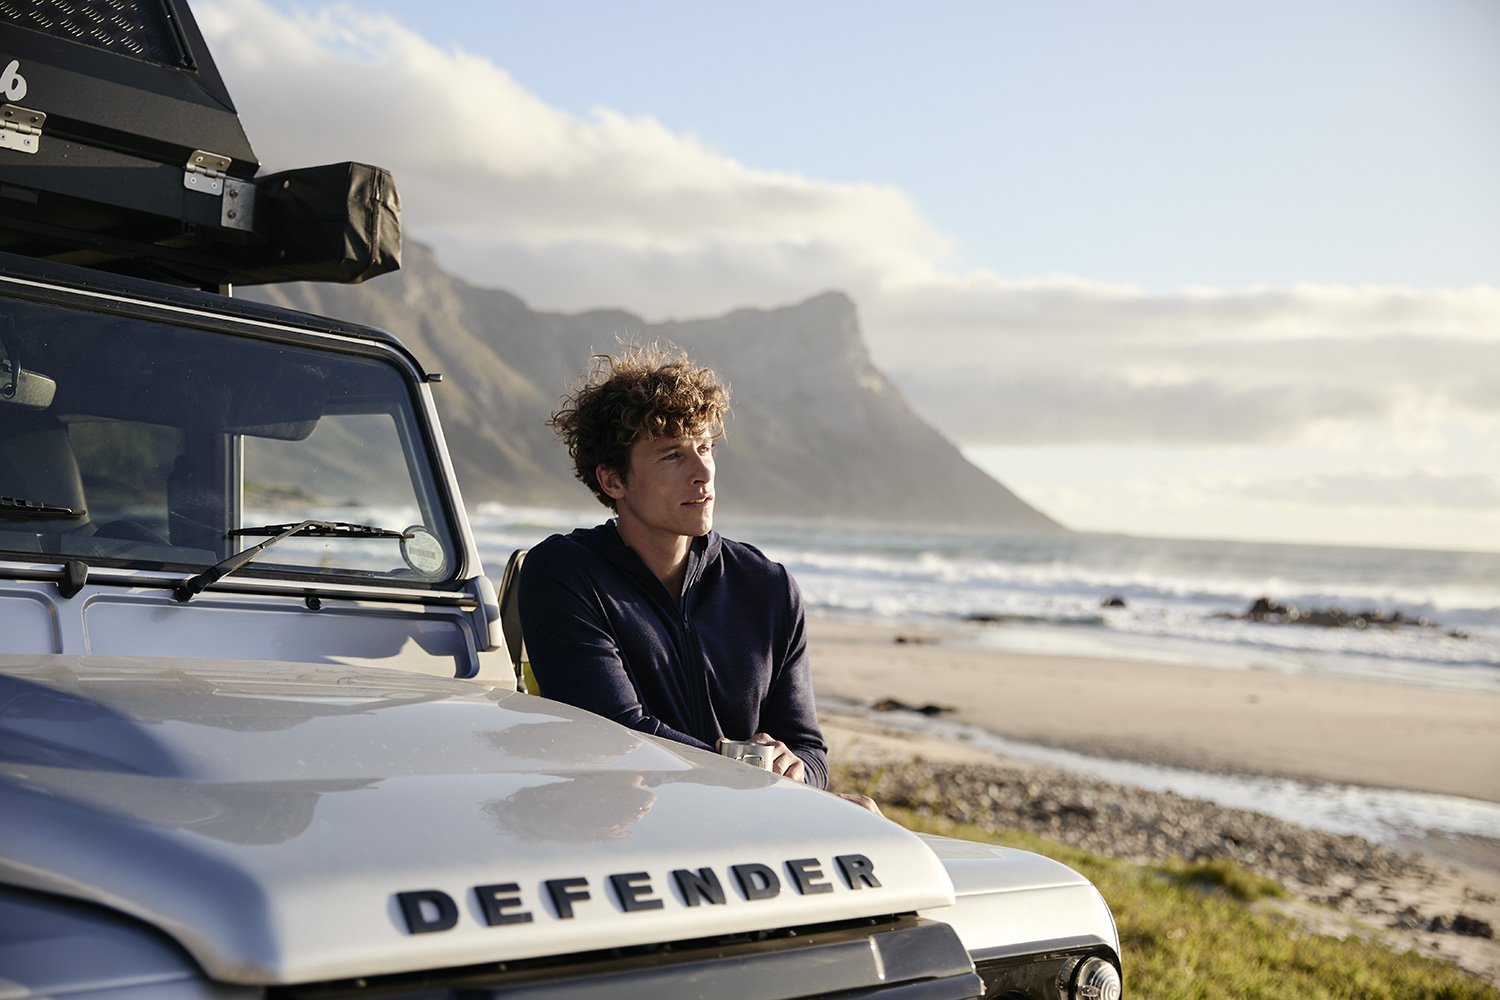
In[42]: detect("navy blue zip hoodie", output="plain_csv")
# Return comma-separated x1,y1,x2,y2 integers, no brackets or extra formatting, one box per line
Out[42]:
517,522,829,789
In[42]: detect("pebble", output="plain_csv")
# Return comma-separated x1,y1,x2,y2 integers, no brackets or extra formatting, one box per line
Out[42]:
828,757,1500,982
830,757,1420,890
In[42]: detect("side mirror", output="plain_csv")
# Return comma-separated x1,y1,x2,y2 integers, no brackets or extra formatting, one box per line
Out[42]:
474,572,503,655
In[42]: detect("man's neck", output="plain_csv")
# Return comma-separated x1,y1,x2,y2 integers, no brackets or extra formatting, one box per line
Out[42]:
614,516,695,597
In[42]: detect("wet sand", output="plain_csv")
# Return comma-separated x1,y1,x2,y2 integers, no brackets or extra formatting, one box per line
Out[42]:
808,620,1500,802
810,619,1500,985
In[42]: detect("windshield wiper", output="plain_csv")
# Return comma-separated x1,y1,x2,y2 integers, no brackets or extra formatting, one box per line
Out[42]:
0,495,86,519
228,521,412,540
174,519,413,603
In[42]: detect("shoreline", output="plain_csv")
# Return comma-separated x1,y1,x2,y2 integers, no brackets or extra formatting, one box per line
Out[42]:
819,711,1500,986
808,618,1500,803
809,619,1500,984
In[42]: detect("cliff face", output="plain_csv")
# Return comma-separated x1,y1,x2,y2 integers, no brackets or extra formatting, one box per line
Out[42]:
244,244,1059,531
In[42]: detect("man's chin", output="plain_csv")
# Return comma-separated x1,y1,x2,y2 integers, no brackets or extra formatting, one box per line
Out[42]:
687,509,714,537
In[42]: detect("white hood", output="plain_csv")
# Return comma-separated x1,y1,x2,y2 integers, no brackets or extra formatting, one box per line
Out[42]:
0,655,955,986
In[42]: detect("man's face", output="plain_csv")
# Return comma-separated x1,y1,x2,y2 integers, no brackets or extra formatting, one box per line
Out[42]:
599,430,716,542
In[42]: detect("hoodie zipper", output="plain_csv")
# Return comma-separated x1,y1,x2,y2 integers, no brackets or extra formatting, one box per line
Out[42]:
678,564,712,742
599,523,716,744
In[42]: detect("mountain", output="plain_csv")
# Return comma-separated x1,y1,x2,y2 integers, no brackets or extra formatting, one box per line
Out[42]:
242,243,1060,532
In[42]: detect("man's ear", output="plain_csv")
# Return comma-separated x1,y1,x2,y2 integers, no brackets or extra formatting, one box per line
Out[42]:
596,464,626,500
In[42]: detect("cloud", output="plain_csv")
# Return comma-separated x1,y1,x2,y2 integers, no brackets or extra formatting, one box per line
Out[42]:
1244,471,1500,510
900,372,1393,445
865,276,1500,349
195,0,1500,450
196,0,949,317
891,330,1500,445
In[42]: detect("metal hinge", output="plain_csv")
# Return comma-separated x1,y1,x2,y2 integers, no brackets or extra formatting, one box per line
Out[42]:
221,176,257,231
0,104,45,154
184,149,232,196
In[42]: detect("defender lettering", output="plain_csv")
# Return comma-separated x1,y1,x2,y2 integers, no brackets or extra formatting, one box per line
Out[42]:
394,855,882,934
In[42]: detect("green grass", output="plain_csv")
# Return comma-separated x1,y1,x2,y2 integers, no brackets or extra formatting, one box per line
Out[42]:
886,806,1499,1000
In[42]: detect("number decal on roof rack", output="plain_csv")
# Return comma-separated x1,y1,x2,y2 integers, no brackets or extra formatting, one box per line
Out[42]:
0,60,26,102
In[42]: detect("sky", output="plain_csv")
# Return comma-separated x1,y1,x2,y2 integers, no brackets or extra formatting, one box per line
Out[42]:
192,0,1500,552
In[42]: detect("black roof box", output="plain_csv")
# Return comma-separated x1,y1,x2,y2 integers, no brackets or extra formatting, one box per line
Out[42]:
0,0,399,289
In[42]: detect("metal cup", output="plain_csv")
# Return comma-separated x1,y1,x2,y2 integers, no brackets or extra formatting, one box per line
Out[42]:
717,738,775,771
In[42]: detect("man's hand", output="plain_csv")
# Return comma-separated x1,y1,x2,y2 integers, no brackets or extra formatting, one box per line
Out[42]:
750,732,806,782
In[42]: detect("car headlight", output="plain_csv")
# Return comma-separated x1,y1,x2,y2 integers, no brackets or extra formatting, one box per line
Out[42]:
1066,955,1123,1000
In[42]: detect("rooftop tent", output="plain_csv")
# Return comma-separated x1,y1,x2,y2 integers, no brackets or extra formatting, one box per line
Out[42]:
0,0,399,288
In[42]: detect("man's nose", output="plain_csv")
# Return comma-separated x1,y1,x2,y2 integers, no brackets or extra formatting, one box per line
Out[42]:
688,452,713,481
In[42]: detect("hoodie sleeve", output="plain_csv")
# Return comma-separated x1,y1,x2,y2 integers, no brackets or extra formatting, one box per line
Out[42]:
757,568,829,789
518,536,714,752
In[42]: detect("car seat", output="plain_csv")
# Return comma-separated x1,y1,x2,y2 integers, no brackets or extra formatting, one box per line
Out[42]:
497,548,537,693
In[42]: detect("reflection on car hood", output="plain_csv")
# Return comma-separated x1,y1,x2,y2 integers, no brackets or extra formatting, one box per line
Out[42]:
0,655,955,985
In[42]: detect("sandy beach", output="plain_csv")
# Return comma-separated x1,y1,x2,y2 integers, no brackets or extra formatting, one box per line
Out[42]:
809,618,1500,984
809,620,1500,803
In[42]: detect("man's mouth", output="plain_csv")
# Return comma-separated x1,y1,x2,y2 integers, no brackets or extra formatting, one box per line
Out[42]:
683,495,713,508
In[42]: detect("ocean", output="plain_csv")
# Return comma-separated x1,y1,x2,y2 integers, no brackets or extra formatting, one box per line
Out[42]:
473,503,1500,696
469,503,1500,848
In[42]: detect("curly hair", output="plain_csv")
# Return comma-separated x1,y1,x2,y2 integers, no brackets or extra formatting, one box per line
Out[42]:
549,342,730,510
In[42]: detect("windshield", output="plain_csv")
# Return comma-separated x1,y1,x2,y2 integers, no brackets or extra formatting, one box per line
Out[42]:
0,294,458,585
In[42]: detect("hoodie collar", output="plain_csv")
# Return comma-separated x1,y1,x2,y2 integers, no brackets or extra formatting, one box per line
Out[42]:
581,520,721,599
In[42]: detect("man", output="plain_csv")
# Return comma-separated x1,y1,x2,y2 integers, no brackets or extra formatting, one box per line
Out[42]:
518,343,828,788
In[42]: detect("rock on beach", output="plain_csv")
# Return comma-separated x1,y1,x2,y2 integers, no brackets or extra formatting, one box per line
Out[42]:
826,754,1500,985
831,758,1415,889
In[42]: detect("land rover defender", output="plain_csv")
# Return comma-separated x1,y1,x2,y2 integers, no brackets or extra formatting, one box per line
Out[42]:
0,4,1122,998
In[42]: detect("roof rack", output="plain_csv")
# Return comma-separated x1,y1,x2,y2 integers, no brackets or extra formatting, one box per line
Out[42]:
0,0,400,290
